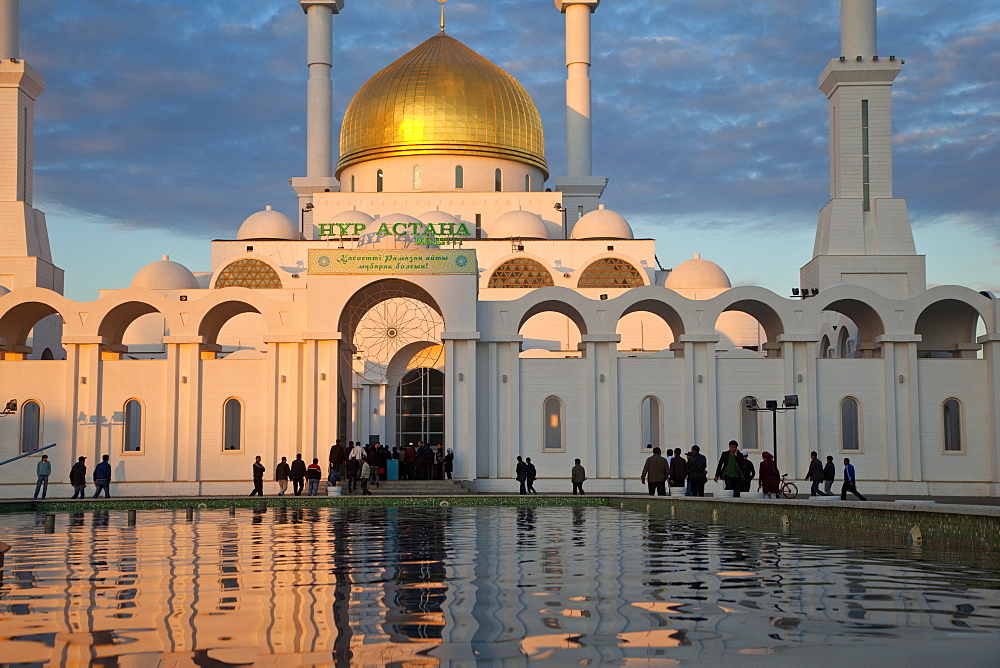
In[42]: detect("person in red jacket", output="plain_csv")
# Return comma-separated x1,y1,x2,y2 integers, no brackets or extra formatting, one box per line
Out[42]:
306,458,323,496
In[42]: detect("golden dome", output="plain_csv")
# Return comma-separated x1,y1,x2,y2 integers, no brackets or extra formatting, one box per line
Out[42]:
337,33,547,178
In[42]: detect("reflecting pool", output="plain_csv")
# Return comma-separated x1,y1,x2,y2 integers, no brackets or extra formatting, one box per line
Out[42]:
1,506,999,665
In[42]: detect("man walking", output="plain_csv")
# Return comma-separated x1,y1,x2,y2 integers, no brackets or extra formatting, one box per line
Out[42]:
515,456,528,495
714,440,745,497
290,453,307,496
275,456,291,495
525,457,538,494
841,458,868,501
33,454,51,500
823,455,836,495
686,446,708,497
93,454,112,498
804,451,828,496
70,456,87,499
571,459,586,495
640,447,669,496
249,455,265,496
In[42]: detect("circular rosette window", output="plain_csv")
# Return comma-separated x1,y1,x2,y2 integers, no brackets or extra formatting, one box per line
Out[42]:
353,297,444,384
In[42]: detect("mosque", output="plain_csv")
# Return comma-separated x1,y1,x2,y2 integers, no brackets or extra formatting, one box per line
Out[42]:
0,0,996,497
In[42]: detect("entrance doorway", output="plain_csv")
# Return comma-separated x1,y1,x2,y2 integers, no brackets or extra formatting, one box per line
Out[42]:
396,368,444,446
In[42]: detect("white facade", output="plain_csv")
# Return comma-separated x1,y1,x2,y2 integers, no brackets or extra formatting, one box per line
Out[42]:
0,1,997,497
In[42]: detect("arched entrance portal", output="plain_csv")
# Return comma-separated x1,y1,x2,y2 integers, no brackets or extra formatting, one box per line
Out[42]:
339,279,446,447
396,368,445,446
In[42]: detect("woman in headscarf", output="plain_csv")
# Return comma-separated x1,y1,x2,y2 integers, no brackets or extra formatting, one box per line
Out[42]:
758,451,780,498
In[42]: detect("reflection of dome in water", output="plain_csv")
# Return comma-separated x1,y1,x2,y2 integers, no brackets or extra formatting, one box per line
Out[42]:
131,255,200,290
571,205,634,240
664,253,732,290
237,205,299,241
490,210,549,240
338,33,547,178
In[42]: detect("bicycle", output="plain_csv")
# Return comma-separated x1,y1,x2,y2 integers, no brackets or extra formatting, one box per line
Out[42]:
779,474,798,499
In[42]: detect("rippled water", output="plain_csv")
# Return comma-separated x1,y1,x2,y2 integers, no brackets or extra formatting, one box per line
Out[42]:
1,506,999,666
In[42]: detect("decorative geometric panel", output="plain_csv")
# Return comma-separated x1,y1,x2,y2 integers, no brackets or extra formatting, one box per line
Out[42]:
488,258,554,289
215,259,282,289
577,257,644,289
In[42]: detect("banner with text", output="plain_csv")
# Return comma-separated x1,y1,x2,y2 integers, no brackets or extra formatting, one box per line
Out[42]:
308,249,478,275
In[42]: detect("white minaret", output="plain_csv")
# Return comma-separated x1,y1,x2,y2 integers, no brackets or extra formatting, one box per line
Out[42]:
800,0,925,300
0,0,64,357
291,0,343,238
554,0,607,236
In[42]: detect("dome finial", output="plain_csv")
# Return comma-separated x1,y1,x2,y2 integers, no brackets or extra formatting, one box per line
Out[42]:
439,0,447,33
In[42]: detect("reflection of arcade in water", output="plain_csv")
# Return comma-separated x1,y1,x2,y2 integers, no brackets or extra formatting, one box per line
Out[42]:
2,507,1000,665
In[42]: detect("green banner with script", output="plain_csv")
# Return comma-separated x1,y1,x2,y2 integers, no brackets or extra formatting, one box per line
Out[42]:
308,249,478,275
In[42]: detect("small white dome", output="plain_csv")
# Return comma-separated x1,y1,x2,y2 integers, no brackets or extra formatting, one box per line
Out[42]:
328,209,375,229
419,210,462,228
237,205,299,241
664,253,732,290
490,210,549,240
131,255,201,290
356,213,435,249
571,205,634,240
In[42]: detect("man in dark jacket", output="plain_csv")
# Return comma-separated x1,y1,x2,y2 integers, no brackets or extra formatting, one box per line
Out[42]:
290,453,308,496
686,446,708,497
329,439,346,473
275,456,291,495
515,455,528,495
805,451,828,496
714,440,745,497
249,455,265,496
823,455,836,495
640,447,669,496
737,453,755,492
670,451,689,492
93,454,112,498
525,457,537,494
70,456,87,499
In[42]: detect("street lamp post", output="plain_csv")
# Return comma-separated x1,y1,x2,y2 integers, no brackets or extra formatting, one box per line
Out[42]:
745,395,798,469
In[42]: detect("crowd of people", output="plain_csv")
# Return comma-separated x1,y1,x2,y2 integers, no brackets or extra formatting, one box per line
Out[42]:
263,440,456,497
639,440,867,501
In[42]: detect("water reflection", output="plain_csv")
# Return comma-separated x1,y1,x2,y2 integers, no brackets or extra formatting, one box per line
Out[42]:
0,506,999,665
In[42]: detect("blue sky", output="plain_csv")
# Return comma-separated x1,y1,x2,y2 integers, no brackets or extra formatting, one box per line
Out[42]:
19,0,999,300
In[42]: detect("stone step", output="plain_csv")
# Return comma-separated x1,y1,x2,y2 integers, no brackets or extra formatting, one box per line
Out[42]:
331,479,474,496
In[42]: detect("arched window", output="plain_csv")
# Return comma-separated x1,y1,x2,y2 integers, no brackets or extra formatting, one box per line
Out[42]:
488,258,554,288
840,397,860,451
123,399,142,452
495,168,502,192
943,398,962,452
224,398,242,451
376,169,384,193
577,258,645,288
413,165,422,190
740,396,759,451
350,174,355,193
641,396,661,450
215,258,282,289
543,396,563,451
524,174,531,191
20,400,40,453
455,165,464,189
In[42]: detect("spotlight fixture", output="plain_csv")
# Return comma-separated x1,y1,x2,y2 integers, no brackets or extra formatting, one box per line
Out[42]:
765,400,778,410
856,56,863,62
744,397,760,411
872,55,879,61
839,56,846,62
791,288,800,297
889,55,896,61
2,399,16,414
599,294,608,300
783,395,799,408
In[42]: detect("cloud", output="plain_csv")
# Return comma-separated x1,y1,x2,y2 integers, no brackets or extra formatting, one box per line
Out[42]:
19,0,1000,292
